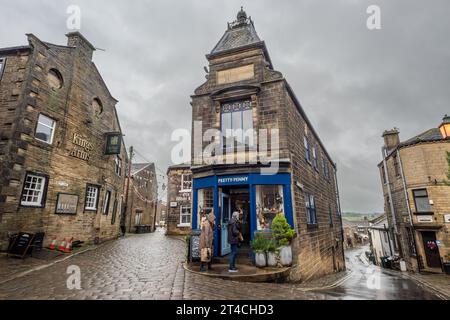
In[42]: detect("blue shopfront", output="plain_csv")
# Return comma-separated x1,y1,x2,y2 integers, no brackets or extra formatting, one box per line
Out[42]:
192,173,294,257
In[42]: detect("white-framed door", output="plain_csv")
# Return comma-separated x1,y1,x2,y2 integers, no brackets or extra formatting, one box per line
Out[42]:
220,192,231,256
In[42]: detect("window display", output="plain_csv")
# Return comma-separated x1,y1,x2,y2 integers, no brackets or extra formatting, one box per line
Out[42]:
256,185,284,230
197,188,214,228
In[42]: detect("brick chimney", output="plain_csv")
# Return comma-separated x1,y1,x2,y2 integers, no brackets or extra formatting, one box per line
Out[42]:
66,31,96,60
382,128,400,150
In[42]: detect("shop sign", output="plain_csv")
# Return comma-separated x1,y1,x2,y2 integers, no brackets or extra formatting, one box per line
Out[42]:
417,215,433,223
105,132,122,155
217,175,249,186
55,193,78,214
69,133,93,161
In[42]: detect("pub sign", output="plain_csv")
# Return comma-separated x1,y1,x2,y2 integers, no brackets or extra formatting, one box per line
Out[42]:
105,132,122,155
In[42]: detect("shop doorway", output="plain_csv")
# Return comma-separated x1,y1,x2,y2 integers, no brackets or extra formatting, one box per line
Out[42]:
219,186,250,256
421,231,441,269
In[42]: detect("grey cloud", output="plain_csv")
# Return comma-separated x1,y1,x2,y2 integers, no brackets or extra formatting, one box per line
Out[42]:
1,0,449,212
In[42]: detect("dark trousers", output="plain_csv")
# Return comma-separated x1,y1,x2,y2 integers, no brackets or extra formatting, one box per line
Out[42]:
229,244,238,269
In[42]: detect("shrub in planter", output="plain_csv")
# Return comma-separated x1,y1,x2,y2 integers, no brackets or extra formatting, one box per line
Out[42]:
251,234,269,268
271,214,295,266
266,239,278,267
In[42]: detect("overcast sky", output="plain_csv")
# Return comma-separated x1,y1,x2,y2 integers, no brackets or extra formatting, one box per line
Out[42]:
2,0,449,213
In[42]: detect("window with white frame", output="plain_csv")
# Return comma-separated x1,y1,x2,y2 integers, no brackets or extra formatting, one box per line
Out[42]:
103,190,111,215
114,156,122,177
220,99,254,149
0,58,5,80
180,173,192,192
179,205,191,226
312,146,318,169
35,114,56,144
85,185,99,211
305,193,317,225
21,173,47,207
304,136,311,163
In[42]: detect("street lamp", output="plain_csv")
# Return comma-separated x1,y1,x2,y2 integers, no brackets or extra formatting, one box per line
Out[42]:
439,114,450,139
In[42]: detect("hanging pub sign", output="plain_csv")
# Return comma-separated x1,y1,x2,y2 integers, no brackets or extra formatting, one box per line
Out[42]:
105,132,122,155
55,193,78,214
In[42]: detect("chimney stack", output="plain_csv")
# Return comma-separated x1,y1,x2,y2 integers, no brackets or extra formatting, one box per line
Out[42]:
66,31,96,60
382,128,400,150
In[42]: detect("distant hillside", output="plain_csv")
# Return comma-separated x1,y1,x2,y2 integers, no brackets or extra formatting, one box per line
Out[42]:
342,212,382,222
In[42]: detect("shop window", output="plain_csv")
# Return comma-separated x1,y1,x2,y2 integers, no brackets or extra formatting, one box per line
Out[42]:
413,189,432,213
35,114,56,144
0,57,5,80
180,205,191,226
180,173,192,192
197,188,214,228
220,99,254,150
305,193,317,225
20,173,48,207
85,184,99,211
256,185,284,230
103,190,111,215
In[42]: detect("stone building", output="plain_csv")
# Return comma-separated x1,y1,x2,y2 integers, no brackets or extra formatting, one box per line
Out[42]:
188,8,345,281
125,163,158,233
166,164,192,235
0,32,127,250
378,115,450,273
368,215,395,266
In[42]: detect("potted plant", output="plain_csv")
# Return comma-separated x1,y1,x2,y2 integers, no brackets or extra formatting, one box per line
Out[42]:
271,213,295,266
251,233,269,268
266,239,278,267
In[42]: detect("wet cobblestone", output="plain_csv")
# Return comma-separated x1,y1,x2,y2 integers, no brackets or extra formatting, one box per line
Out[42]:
0,230,442,300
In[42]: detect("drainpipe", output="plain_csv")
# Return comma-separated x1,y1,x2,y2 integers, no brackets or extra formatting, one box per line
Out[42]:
382,146,398,235
396,149,421,272
384,223,393,256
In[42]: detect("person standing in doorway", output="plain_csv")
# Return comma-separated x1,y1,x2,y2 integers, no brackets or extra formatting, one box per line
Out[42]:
228,211,242,272
199,210,215,272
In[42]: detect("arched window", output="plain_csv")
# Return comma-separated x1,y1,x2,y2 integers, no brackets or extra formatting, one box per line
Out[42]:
47,68,63,90
92,98,103,117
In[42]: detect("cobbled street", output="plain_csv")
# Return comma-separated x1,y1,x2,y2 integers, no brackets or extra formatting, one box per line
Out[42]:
0,230,442,300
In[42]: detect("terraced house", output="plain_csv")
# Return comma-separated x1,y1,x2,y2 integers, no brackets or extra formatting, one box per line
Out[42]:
189,8,345,281
0,32,127,250
379,116,450,273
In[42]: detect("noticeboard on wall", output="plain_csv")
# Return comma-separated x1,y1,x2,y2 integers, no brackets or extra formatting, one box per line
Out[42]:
55,193,78,215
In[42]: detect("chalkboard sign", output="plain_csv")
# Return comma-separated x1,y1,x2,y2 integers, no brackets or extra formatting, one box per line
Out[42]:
190,230,201,262
8,232,35,258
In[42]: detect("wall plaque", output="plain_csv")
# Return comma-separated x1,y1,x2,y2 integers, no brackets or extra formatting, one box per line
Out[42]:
417,215,433,223
217,64,254,85
444,214,450,223
170,201,178,208
55,193,78,214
